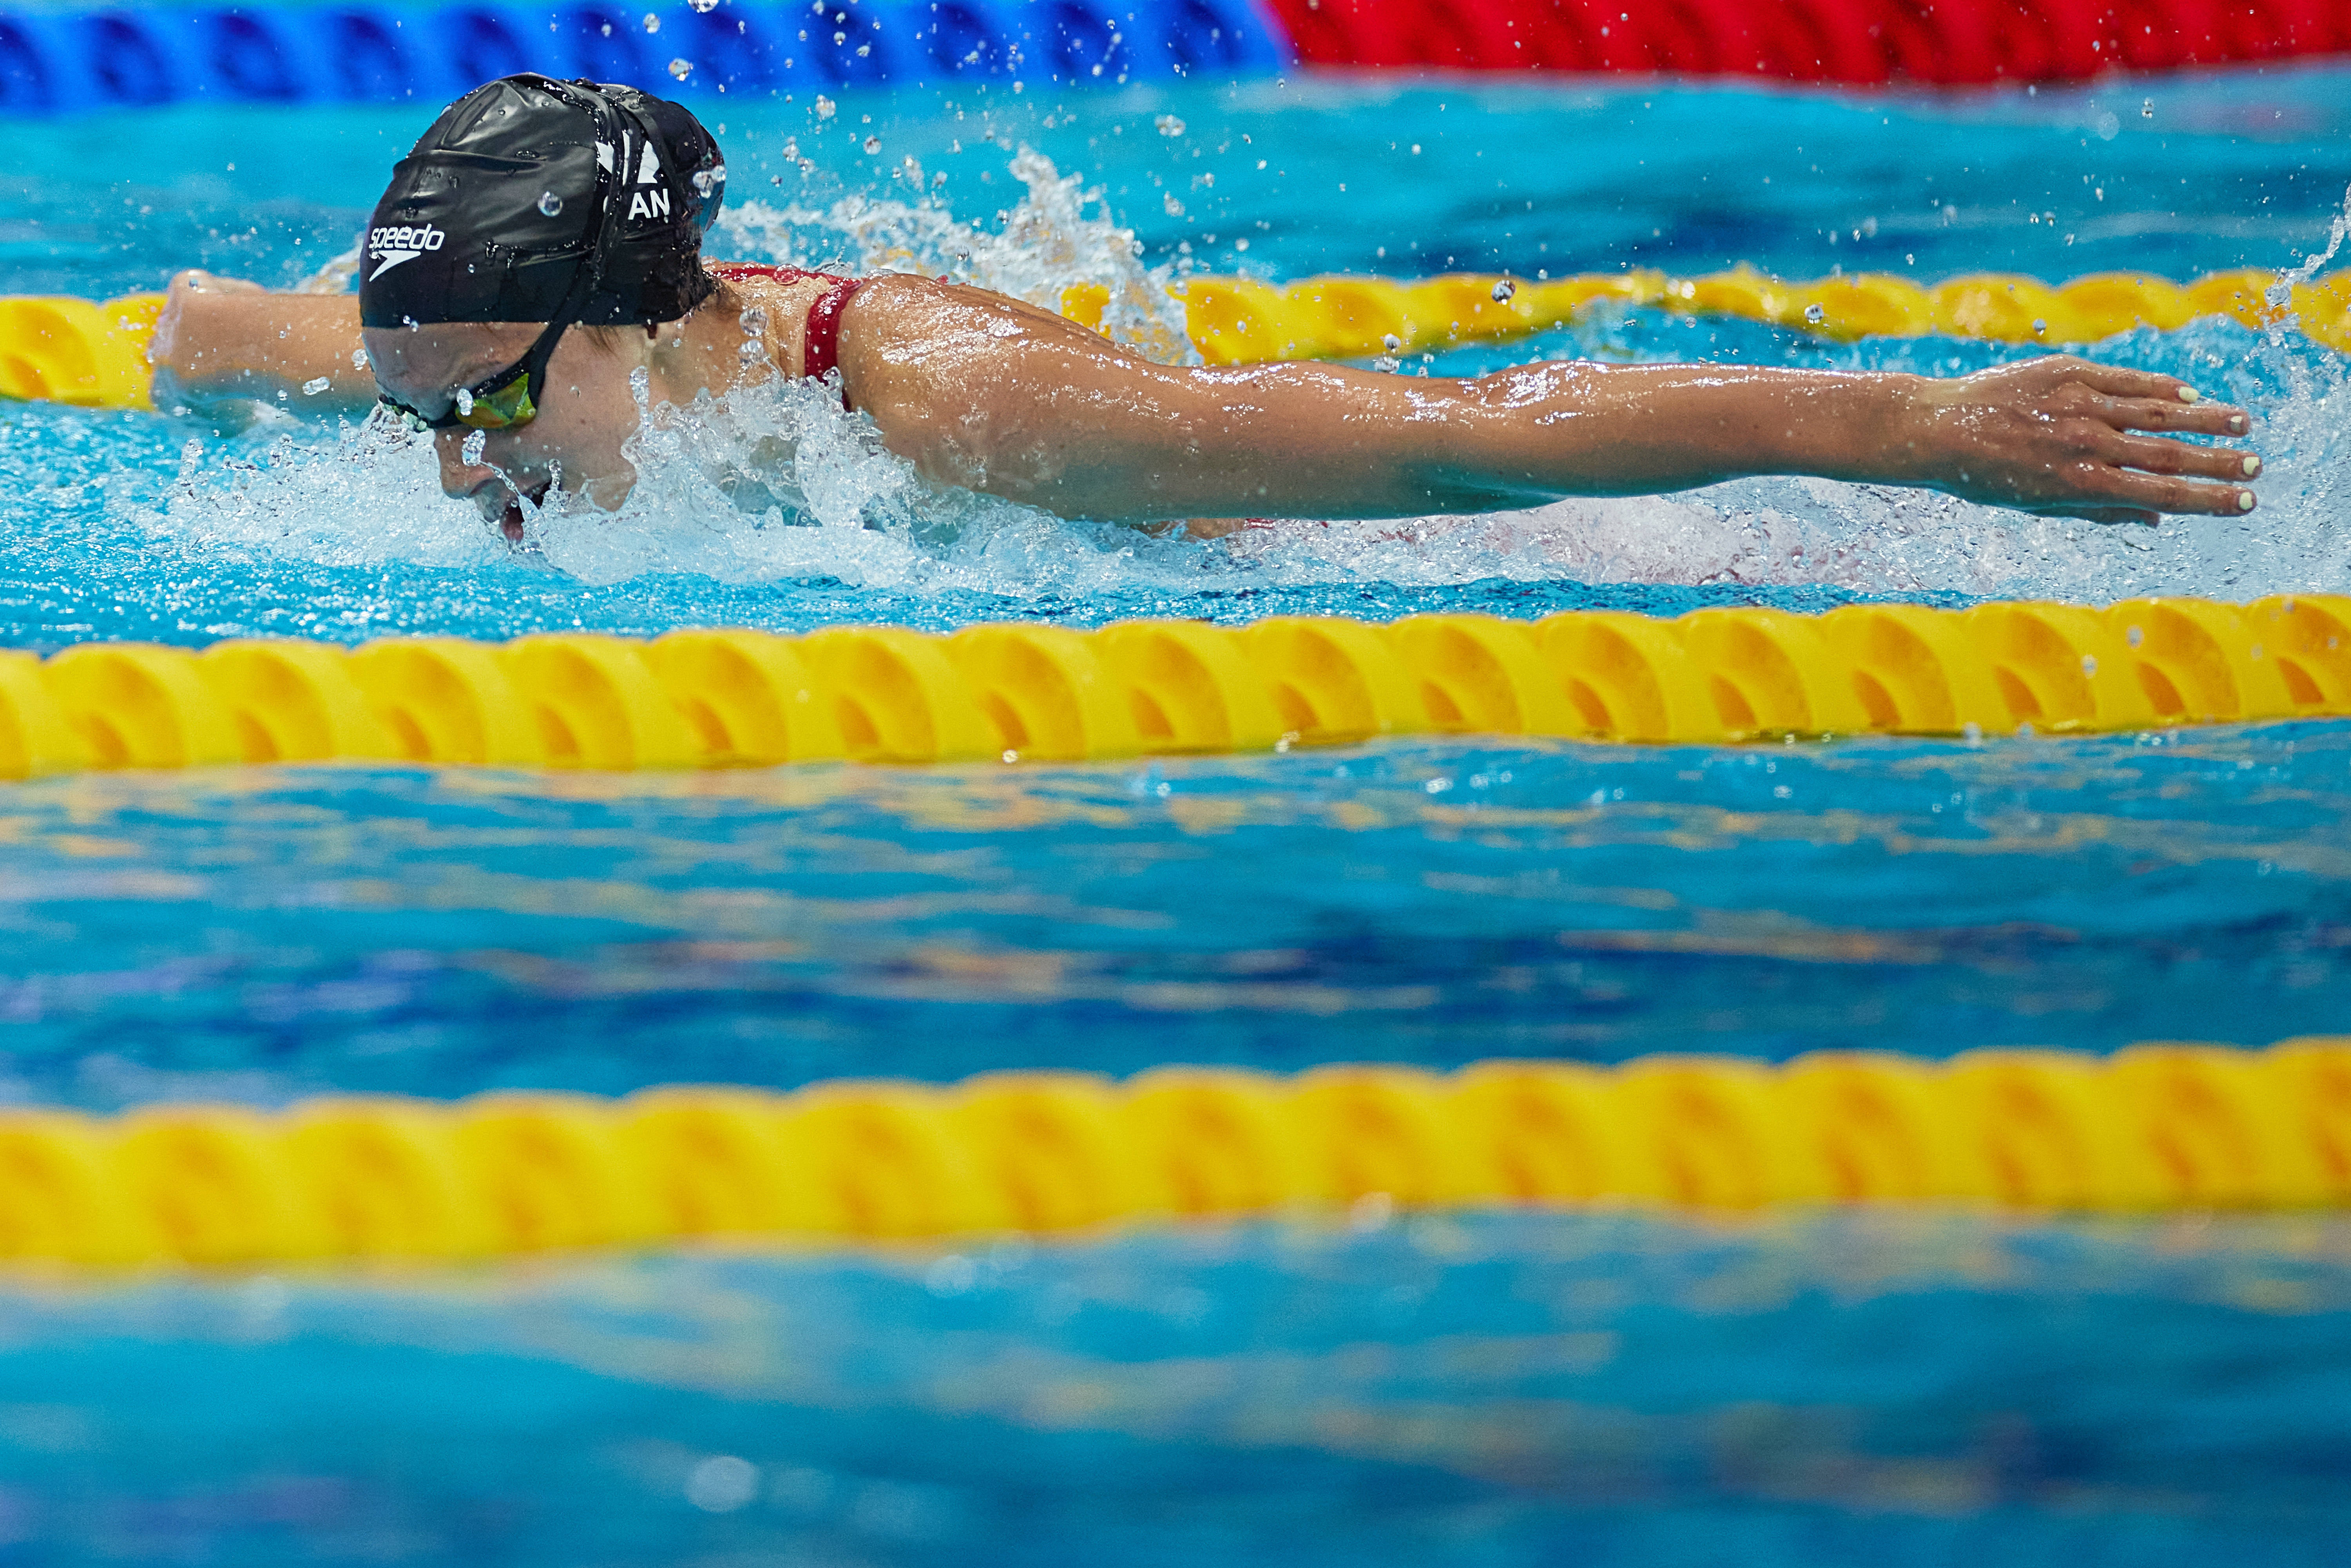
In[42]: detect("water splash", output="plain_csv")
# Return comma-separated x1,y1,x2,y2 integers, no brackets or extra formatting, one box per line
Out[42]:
714,148,1194,364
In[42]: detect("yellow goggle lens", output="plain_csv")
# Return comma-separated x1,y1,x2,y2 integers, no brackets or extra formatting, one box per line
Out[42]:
458,379,537,431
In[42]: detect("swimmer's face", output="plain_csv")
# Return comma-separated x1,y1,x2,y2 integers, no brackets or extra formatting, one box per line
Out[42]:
364,321,652,540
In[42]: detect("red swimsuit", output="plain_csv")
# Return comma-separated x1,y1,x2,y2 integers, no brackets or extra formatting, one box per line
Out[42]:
707,263,864,393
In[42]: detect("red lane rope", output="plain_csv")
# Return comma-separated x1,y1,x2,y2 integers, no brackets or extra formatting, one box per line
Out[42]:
1260,0,2346,83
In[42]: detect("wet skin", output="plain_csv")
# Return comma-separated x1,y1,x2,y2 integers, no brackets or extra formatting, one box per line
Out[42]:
157,268,2262,537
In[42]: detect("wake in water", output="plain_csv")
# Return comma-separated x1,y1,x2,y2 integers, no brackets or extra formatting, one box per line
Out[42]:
140,150,2351,606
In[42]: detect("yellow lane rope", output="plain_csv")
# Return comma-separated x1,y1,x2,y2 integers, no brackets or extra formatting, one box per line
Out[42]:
5,1041,2349,1268
0,292,161,408
4,596,2349,777
0,265,2336,411
1167,265,2351,365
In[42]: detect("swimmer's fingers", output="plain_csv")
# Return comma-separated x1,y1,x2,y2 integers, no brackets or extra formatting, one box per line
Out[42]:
2089,393,2253,439
2057,359,2225,406
2039,462,2256,521
2099,428,2263,482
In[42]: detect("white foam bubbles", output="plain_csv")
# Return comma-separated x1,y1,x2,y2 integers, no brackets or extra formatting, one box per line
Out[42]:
143,415,504,570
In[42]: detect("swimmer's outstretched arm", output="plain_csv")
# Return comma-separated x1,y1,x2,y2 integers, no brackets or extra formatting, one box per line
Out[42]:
148,272,373,414
842,277,2260,529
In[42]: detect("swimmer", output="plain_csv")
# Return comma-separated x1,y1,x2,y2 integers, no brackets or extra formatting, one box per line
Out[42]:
151,72,2262,543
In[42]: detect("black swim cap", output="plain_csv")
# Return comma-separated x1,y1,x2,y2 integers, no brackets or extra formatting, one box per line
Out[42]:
359,74,724,331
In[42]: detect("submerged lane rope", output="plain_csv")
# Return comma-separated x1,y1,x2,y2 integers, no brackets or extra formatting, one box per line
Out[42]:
0,264,2337,409
4,1041,2348,1267
4,596,2349,777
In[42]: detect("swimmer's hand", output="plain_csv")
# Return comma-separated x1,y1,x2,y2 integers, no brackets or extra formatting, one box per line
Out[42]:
151,271,275,426
1883,357,2257,527
148,270,370,420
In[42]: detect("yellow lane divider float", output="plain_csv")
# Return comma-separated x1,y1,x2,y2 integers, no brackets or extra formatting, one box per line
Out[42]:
1156,264,2349,364
5,596,2351,778
4,1041,2349,1267
0,292,163,407
1,265,2340,408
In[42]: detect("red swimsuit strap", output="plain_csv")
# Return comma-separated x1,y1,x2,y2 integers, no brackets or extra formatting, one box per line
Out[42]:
706,262,867,397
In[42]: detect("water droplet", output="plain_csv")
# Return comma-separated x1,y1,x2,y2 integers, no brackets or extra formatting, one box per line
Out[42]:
460,429,485,465
2141,96,2154,118
1382,333,1401,352
1163,192,1185,217
862,135,881,154
739,338,764,365
1803,302,1826,325
453,387,475,416
642,11,660,31
691,168,719,196
1490,279,1516,302
741,306,768,335
668,56,692,79
2080,654,2097,676
685,1456,758,1514
349,348,369,370
813,95,835,120
2126,624,2144,647
926,1254,978,1296
1154,113,1186,137
537,190,563,217
301,376,330,396
690,0,721,11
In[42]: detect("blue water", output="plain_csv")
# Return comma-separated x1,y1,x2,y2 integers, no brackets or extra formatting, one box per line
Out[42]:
5,722,2350,1110
7,1212,2351,1564
5,61,2351,1567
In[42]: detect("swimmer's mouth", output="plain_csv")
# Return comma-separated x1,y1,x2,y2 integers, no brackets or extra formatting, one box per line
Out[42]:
493,481,551,543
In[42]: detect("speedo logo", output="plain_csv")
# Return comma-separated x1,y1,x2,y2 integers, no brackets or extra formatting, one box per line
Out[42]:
366,223,446,281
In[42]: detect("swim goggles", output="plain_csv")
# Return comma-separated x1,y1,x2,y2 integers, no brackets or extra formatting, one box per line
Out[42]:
377,315,571,433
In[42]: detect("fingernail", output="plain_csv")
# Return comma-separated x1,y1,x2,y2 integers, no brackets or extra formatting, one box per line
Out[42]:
2239,491,2257,511
2179,386,2202,403
2230,414,2248,432
2244,455,2262,476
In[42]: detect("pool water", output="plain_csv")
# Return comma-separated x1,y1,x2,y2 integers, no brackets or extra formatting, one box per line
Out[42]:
8,1212,2351,1566
4,61,2351,1567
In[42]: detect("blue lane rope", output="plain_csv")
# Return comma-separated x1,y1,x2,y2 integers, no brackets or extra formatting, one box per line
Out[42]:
0,0,1291,116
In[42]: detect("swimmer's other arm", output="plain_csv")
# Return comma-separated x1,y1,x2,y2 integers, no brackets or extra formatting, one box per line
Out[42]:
148,271,374,415
841,276,2260,530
